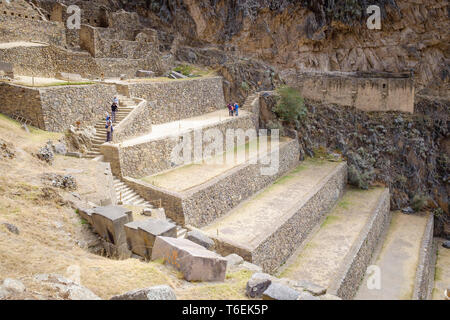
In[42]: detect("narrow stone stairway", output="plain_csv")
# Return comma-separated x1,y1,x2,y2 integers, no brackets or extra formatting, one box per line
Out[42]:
113,177,187,239
84,94,136,159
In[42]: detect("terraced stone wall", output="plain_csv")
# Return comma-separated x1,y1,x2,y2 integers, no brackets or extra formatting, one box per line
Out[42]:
0,14,66,46
126,77,226,124
102,113,255,179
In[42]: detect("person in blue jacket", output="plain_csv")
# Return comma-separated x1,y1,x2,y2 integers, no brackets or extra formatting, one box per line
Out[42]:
234,102,239,116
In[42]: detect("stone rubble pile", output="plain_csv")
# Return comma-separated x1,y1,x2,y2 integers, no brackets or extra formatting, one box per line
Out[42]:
42,173,77,190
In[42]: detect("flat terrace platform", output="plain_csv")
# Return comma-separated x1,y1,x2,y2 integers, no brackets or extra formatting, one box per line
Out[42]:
141,136,289,193
0,41,47,49
121,109,252,147
279,188,389,292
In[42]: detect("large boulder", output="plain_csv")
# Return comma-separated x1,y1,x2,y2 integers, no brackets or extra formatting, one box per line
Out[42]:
110,285,176,300
124,218,176,259
151,237,227,282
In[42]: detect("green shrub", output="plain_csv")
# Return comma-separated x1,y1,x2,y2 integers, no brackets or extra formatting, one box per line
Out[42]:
241,81,250,92
411,194,428,212
274,86,307,123
174,64,193,76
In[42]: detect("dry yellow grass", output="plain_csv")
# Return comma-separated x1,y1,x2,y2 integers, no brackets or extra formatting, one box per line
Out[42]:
0,115,251,300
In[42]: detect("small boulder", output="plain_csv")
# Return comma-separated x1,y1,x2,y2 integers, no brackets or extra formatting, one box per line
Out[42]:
225,253,244,267
442,241,450,249
53,142,67,155
246,273,272,298
186,230,214,250
2,223,19,235
2,278,26,295
110,285,176,300
262,283,300,300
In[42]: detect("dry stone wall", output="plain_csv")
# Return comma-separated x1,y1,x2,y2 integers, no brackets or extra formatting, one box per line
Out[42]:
39,83,117,132
0,82,117,131
126,77,226,124
0,83,44,128
182,138,301,227
0,14,66,46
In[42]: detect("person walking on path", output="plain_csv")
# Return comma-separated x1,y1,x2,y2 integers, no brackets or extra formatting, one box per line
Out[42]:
113,96,119,107
227,103,234,117
111,101,118,123
234,102,239,116
106,118,114,142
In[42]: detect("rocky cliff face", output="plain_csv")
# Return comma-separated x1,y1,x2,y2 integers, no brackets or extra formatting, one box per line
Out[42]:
123,0,449,96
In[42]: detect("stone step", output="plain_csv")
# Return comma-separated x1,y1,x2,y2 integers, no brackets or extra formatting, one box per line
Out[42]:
354,211,433,300
201,159,347,273
279,187,391,300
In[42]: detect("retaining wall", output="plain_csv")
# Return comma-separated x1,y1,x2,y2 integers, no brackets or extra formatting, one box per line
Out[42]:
101,113,255,178
0,14,66,46
126,77,226,124
0,82,117,131
412,214,435,300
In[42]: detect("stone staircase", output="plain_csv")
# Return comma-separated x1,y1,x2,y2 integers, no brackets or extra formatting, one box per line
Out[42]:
84,94,136,159
113,177,187,239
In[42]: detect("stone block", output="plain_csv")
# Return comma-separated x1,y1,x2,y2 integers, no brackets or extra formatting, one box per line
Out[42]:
262,283,300,301
151,236,227,282
90,206,132,248
136,70,155,78
125,218,176,258
110,285,176,300
186,230,214,250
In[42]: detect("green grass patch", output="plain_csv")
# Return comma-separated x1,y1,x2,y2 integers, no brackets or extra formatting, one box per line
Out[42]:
338,200,351,210
321,215,340,228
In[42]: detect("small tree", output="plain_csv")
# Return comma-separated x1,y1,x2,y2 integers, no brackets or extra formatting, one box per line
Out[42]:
274,86,307,123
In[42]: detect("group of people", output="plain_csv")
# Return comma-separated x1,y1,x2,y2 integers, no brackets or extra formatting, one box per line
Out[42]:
105,96,119,142
227,102,240,117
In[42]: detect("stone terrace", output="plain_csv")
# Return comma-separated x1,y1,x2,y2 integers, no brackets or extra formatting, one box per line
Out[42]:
202,159,347,273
